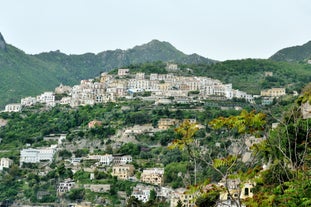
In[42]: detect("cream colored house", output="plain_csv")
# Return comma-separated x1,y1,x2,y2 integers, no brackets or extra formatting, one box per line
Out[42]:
112,164,135,180
140,168,164,186
170,188,195,207
0,158,13,170
260,88,286,97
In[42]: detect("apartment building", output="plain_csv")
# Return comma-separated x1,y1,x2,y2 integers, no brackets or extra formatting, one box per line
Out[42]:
4,103,22,112
131,184,154,203
140,168,164,186
260,88,286,97
135,72,145,80
113,155,132,165
20,146,57,165
170,188,195,207
21,96,37,106
99,154,114,166
111,164,135,180
37,92,55,106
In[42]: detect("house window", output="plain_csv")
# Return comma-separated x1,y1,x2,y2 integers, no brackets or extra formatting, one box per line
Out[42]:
244,188,249,196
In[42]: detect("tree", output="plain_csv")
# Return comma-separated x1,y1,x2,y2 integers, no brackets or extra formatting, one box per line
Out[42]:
169,111,267,207
126,196,143,207
244,85,311,206
67,188,85,201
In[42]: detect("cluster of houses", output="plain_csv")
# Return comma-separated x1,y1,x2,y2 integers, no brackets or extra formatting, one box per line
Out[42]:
2,66,288,112
0,128,257,207
0,66,293,206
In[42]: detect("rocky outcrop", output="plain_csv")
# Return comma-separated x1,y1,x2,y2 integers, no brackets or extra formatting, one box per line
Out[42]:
301,102,311,119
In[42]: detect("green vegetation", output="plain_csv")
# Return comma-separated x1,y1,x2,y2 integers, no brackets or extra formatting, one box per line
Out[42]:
168,84,311,207
188,59,311,94
269,40,311,62
1,35,311,205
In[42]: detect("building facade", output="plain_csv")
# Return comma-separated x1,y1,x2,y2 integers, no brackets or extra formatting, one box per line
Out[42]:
20,146,57,165
111,164,135,180
140,168,164,186
260,88,286,97
4,103,22,112
0,158,13,171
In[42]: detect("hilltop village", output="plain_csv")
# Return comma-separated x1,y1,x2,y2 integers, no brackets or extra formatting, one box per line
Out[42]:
4,64,286,113
0,64,295,207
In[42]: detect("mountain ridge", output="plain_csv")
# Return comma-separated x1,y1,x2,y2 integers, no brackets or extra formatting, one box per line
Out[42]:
269,40,311,62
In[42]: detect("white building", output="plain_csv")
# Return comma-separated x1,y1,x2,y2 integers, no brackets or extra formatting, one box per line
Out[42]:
4,103,22,112
37,92,55,106
135,72,145,80
131,184,154,203
21,96,37,106
118,68,130,76
140,168,165,186
113,155,132,165
59,97,72,105
57,179,75,194
20,145,57,165
100,154,114,165
0,158,13,171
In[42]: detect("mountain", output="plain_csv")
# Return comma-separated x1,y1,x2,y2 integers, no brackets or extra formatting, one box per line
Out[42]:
34,39,215,73
0,42,77,109
269,40,311,62
0,34,216,109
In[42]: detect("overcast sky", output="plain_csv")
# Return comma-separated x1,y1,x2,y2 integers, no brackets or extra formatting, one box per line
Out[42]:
1,0,311,61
